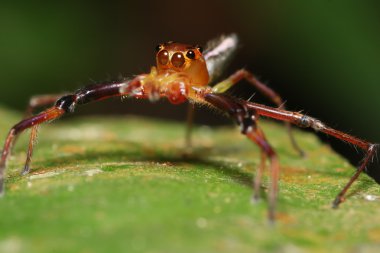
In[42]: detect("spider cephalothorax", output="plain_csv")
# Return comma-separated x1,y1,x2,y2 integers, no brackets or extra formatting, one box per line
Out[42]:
155,42,209,86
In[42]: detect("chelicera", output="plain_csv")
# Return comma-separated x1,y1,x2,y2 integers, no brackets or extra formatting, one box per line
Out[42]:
0,34,378,222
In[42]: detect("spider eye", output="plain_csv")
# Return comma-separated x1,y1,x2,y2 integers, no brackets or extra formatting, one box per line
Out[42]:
155,44,162,52
186,50,196,60
196,45,203,53
157,50,169,65
171,52,185,68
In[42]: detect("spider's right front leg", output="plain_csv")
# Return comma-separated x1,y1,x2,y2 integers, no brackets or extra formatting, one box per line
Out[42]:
0,79,140,195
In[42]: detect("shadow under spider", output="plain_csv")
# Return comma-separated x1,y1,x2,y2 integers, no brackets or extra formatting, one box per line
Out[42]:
18,139,376,201
28,141,257,191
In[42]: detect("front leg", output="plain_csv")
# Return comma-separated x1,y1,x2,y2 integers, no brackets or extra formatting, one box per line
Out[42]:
0,79,140,195
244,101,379,208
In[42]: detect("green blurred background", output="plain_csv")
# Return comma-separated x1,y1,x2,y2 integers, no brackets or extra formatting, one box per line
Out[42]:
0,1,379,177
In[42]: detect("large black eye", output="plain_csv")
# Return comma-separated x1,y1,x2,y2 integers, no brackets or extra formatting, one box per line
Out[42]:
186,50,195,59
171,52,185,68
155,44,162,52
157,50,169,65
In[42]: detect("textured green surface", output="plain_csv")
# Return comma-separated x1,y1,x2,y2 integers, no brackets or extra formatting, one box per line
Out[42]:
0,107,379,253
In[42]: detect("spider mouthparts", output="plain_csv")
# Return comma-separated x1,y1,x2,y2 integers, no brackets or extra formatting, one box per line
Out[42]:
148,91,160,102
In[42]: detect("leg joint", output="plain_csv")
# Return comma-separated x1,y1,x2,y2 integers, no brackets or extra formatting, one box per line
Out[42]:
204,94,256,134
298,115,325,131
225,102,256,134
55,95,77,113
299,115,312,128
237,107,256,134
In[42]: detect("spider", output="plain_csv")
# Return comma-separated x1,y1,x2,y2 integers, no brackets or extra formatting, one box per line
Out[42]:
0,34,378,222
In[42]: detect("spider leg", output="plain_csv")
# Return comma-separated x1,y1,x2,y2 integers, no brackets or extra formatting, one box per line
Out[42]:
212,69,304,157
244,101,379,208
0,107,65,195
4,94,68,161
253,142,267,203
247,127,280,221
203,93,279,221
20,94,68,174
25,94,68,117
22,125,39,175
0,80,139,195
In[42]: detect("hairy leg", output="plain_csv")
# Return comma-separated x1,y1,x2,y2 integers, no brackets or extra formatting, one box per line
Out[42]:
244,101,379,208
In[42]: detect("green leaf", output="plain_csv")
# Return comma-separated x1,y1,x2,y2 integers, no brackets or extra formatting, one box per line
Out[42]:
0,107,379,253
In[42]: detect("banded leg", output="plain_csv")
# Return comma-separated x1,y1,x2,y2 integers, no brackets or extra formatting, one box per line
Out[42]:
212,69,304,156
0,80,138,194
203,93,280,221
244,101,379,208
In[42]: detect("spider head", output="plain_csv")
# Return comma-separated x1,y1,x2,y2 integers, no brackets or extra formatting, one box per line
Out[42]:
155,42,209,86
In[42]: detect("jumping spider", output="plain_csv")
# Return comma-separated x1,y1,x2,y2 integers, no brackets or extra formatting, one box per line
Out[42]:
0,34,378,221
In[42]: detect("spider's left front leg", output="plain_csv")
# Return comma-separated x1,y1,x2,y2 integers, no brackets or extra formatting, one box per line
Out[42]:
201,92,279,221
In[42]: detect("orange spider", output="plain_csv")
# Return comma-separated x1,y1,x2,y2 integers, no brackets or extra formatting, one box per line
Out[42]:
0,34,377,221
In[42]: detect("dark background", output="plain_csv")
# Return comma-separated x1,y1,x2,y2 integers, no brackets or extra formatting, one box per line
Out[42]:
0,1,379,180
